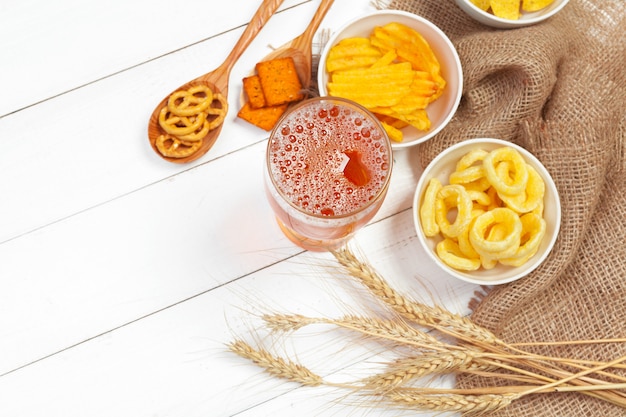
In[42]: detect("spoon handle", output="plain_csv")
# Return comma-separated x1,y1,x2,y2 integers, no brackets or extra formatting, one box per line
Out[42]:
217,0,285,76
302,0,334,46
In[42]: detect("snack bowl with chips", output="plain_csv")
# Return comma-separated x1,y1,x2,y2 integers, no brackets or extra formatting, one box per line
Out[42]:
455,0,569,29
317,10,462,149
412,138,561,285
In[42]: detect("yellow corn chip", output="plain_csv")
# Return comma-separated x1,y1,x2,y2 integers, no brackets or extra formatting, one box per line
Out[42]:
470,0,491,10
490,0,522,20
522,0,554,11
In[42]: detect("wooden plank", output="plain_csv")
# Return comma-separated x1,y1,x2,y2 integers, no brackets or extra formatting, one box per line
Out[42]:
0,209,472,417
0,139,426,375
0,0,305,116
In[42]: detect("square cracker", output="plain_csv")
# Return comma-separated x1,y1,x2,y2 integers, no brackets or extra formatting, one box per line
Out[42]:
237,101,288,131
242,75,266,109
255,57,304,106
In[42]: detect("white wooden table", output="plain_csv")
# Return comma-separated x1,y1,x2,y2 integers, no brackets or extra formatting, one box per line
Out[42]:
0,1,480,415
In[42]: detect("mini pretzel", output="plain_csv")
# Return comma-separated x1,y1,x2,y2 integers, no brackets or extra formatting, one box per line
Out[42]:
159,108,207,136
155,134,202,158
155,85,228,158
168,85,213,117
206,93,228,130
178,120,211,142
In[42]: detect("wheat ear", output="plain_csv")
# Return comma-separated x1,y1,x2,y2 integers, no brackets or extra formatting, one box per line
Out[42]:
332,247,502,345
362,350,480,390
228,340,323,387
387,391,519,414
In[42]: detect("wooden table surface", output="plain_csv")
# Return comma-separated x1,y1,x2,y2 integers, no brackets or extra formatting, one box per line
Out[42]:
0,1,480,415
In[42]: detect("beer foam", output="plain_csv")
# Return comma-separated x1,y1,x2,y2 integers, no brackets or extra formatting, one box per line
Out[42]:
268,101,391,216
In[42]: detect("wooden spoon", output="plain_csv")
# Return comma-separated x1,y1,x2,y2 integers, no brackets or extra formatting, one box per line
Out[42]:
259,0,335,89
147,0,285,164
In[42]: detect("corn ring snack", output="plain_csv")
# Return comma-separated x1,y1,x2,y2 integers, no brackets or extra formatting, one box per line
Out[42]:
463,176,492,192
458,215,482,260
420,178,442,237
167,85,213,117
435,184,473,238
456,149,489,171
469,207,522,259
479,222,511,270
480,255,498,270
467,190,491,207
449,165,486,186
419,145,549,272
483,147,529,196
498,164,545,213
436,238,481,271
500,212,546,266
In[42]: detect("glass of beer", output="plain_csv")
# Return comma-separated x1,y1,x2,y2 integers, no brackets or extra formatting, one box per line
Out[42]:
264,97,393,251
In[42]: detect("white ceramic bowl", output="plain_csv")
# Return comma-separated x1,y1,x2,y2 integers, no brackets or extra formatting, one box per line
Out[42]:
317,10,463,150
412,138,561,285
455,0,570,29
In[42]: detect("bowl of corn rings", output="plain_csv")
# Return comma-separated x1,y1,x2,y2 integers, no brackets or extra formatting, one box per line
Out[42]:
317,10,462,149
413,138,561,285
455,0,570,29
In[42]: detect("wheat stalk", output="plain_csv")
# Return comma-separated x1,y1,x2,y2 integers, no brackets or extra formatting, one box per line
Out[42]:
332,247,502,346
362,350,479,390
386,391,519,414
228,340,324,387
333,248,626,400
228,247,626,414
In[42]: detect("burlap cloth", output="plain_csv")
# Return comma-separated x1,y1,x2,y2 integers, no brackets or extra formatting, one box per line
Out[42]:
374,0,626,415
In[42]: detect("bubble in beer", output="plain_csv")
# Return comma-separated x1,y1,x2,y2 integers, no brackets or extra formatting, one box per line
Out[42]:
269,100,390,216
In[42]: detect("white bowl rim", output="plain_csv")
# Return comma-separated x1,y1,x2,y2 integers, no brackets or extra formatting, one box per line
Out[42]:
412,138,562,285
318,9,463,150
457,0,570,26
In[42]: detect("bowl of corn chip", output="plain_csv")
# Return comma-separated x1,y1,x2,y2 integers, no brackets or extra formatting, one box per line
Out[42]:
412,138,561,285
455,0,569,28
317,10,462,149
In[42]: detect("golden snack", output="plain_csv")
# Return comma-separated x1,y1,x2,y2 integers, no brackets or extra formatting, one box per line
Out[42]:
167,85,213,117
419,146,548,271
156,85,227,158
159,108,207,137
498,163,545,213
436,238,481,271
155,134,203,158
490,0,521,20
434,184,473,238
522,0,554,11
237,57,304,131
476,0,556,20
255,57,304,106
419,178,443,237
324,22,446,142
500,212,546,266
483,146,529,196
469,207,522,260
